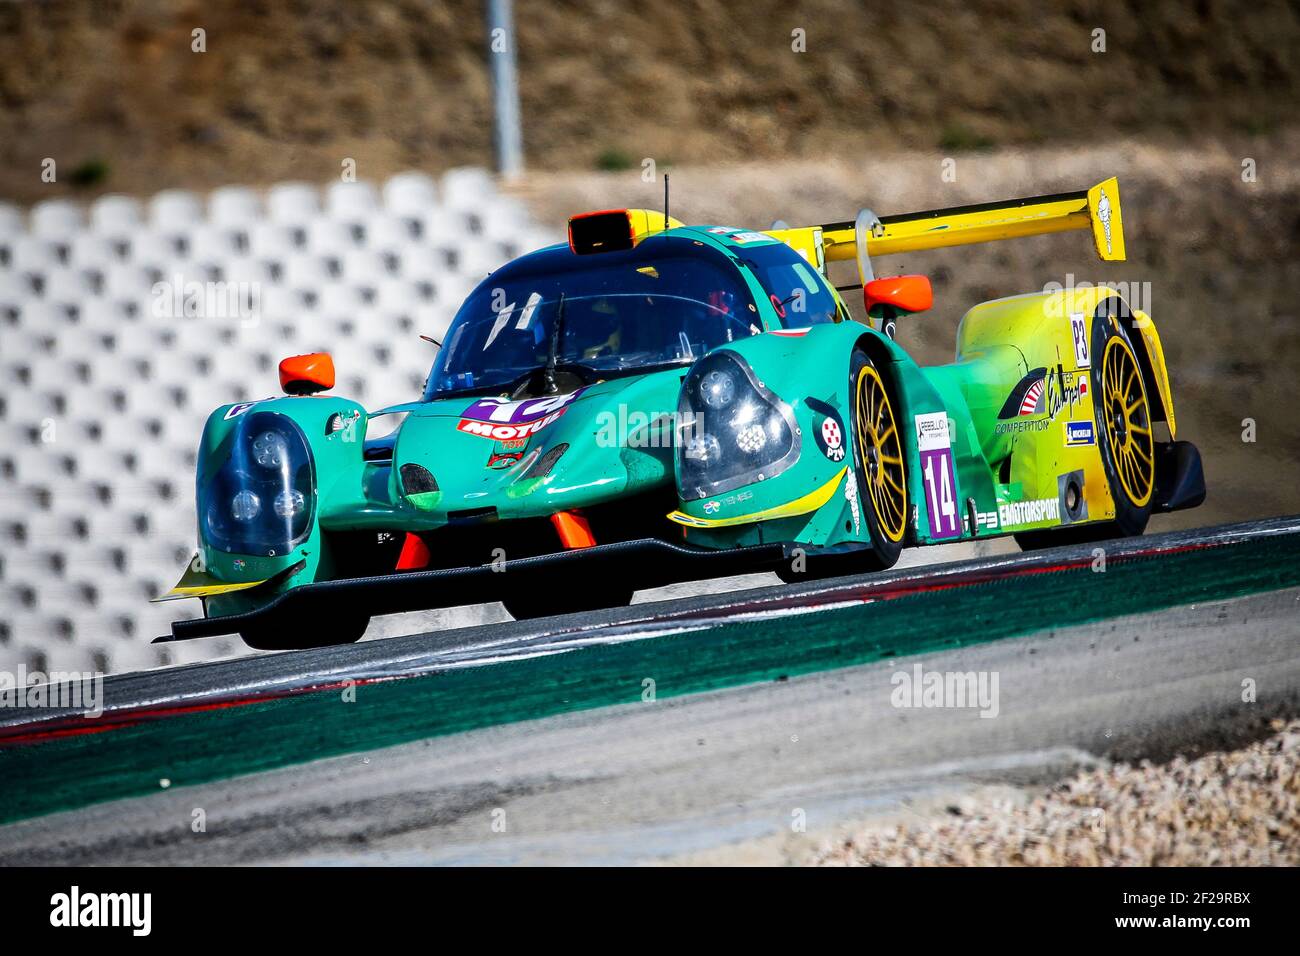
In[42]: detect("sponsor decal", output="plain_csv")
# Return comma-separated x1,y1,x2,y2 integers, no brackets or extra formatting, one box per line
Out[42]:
997,496,1061,529
457,389,585,441
996,367,1088,434
998,368,1049,421
845,470,861,535
223,400,271,420
915,412,960,540
1042,367,1086,422
707,226,740,234
1070,312,1091,368
487,451,524,469
1096,189,1113,255
820,417,845,461
805,396,847,462
974,510,999,530
769,328,810,338
996,417,1051,435
458,411,566,441
1064,420,1095,446
730,231,776,244
1018,379,1044,416
232,559,246,571
702,491,754,516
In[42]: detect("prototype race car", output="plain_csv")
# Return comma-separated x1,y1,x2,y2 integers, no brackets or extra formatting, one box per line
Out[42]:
157,178,1205,648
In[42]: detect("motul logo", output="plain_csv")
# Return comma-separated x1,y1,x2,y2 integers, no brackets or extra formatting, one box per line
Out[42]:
456,410,566,441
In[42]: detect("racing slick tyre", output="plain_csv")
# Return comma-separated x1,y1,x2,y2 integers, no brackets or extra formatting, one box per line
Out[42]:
239,609,371,650
778,347,906,582
1090,305,1155,537
1015,305,1154,550
501,584,635,621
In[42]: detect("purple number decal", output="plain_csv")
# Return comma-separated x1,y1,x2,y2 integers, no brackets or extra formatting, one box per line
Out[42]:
915,413,960,540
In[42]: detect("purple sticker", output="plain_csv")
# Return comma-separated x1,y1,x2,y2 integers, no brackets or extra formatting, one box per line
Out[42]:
915,413,960,540
460,388,586,426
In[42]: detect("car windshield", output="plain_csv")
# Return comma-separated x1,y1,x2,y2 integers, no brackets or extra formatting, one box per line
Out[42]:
738,241,841,326
424,240,762,398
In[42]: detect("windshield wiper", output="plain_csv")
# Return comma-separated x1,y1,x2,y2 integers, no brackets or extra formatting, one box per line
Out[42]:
543,292,567,395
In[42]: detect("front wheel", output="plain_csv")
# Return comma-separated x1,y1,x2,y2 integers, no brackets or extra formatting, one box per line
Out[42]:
849,348,908,569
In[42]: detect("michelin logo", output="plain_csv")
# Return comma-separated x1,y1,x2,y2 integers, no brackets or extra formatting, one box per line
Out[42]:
1065,420,1095,446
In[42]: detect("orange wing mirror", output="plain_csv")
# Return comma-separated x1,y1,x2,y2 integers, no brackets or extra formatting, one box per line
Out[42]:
863,275,933,317
279,352,335,395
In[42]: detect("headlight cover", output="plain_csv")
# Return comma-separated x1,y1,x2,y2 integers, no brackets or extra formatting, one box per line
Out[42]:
676,350,800,500
200,411,316,557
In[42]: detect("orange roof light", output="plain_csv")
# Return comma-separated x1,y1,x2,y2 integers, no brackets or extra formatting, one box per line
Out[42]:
567,208,685,255
568,209,636,255
278,352,335,395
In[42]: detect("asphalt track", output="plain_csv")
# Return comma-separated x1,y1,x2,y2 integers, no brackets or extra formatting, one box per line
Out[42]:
1,516,1298,863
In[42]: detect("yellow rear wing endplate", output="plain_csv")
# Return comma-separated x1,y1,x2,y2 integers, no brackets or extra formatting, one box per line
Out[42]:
767,177,1125,270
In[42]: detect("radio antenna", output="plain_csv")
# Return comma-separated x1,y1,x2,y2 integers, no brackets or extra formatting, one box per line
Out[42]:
663,173,670,231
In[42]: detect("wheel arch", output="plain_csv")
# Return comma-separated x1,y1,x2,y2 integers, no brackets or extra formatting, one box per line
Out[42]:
850,327,921,543
1096,295,1176,436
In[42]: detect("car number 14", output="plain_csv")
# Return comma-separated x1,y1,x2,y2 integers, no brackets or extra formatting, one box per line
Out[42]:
915,412,960,540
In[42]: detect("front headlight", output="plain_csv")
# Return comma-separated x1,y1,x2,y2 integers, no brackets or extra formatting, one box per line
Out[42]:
200,411,316,557
676,350,800,500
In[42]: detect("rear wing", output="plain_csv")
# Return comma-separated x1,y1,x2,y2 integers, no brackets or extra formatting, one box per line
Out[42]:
766,178,1124,277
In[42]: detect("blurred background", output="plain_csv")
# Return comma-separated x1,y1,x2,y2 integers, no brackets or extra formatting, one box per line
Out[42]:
1,0,1297,674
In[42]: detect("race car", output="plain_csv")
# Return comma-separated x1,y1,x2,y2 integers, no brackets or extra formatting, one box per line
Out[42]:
156,177,1205,649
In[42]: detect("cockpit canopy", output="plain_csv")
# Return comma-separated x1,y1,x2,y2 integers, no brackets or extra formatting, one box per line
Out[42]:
423,232,842,401
424,235,766,400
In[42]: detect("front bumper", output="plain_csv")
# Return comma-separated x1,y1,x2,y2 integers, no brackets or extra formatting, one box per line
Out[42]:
158,538,792,642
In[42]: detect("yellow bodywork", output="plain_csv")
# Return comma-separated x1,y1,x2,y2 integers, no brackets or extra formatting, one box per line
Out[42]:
151,554,271,602
668,467,847,529
626,209,683,240
766,177,1126,269
1129,307,1176,437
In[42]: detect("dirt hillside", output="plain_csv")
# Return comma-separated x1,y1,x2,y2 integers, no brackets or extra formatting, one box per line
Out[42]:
2,0,1298,200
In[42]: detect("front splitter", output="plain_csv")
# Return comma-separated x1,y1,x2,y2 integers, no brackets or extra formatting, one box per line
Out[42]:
160,538,792,642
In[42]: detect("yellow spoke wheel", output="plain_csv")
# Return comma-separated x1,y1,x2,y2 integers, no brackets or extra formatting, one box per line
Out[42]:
1100,335,1155,508
854,364,907,543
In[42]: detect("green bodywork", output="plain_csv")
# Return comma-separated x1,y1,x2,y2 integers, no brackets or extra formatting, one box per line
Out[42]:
189,225,1164,622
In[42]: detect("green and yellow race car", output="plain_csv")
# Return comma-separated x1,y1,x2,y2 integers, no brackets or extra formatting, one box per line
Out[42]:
157,178,1205,649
